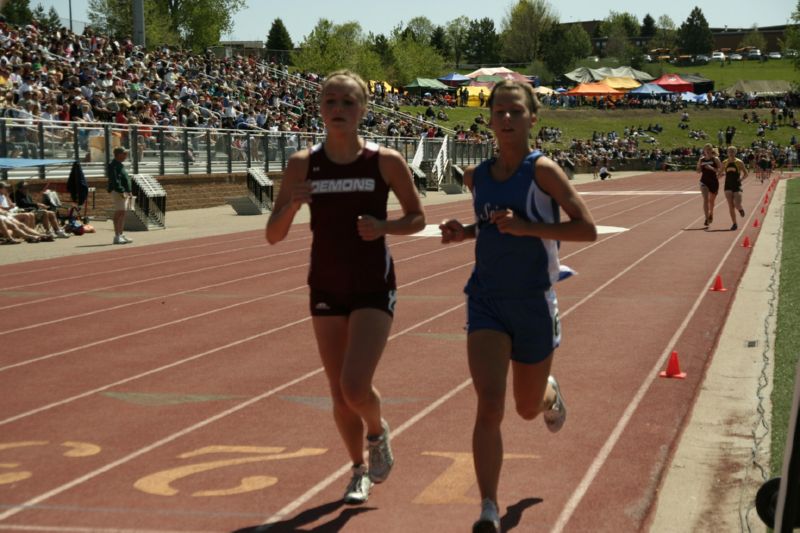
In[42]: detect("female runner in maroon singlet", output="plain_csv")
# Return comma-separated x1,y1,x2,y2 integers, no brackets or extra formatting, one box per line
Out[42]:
266,70,425,505
696,143,722,227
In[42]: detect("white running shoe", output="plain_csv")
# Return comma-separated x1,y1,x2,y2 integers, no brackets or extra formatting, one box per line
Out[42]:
367,418,394,483
121,235,133,243
472,498,500,533
544,375,567,433
113,235,124,245
343,464,371,504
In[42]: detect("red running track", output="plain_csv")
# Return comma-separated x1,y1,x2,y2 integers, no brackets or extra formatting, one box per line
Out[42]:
0,171,776,532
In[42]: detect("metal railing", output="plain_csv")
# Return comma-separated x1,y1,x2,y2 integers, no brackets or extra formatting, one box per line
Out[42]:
0,117,491,184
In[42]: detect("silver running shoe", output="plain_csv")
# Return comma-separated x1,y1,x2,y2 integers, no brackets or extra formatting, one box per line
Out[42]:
367,418,394,483
472,498,500,533
343,464,371,504
543,375,567,433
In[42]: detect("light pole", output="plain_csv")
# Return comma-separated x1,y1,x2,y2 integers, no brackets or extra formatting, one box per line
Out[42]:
68,0,73,32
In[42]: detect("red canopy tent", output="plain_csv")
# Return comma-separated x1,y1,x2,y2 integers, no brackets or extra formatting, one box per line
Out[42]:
653,73,693,93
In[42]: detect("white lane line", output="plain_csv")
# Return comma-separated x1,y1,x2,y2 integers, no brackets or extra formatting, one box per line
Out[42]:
0,244,468,374
581,190,699,196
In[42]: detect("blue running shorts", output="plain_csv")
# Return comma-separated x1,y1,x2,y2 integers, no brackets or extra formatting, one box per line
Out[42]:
466,288,560,364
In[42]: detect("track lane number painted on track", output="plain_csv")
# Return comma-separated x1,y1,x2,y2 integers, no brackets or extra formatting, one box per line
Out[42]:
2,441,537,504
0,441,102,485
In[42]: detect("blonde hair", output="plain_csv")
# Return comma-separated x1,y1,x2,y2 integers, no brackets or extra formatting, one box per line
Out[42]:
322,69,369,106
488,80,541,114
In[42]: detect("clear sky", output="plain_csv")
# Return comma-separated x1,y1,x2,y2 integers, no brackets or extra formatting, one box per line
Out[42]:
31,0,797,44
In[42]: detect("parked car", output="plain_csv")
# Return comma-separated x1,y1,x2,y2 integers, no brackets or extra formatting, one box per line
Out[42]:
747,49,762,60
769,51,783,59
695,54,710,63
729,53,743,61
643,54,653,63
786,49,799,58
711,51,726,61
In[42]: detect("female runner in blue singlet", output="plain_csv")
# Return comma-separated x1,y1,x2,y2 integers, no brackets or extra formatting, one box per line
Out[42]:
266,70,425,505
439,80,597,532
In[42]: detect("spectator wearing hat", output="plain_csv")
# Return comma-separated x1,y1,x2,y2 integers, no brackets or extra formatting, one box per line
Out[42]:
107,146,133,244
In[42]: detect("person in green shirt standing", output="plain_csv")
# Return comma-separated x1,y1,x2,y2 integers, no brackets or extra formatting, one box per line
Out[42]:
107,146,134,244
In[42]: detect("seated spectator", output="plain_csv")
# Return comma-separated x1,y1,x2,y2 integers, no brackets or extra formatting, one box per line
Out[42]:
0,180,35,228
0,213,53,242
12,181,70,238
0,217,25,244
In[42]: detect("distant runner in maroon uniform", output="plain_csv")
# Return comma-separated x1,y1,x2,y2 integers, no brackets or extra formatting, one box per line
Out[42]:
696,143,722,227
266,70,425,505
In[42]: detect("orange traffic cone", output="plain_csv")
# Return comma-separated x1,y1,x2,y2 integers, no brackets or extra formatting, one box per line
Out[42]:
753,218,760,228
761,206,766,215
710,274,727,292
742,236,751,248
764,194,769,203
659,351,687,379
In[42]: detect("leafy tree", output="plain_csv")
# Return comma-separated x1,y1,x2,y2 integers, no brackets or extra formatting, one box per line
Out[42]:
740,25,767,52
604,24,637,61
266,18,294,64
31,3,59,30
389,37,444,86
401,16,435,44
88,0,243,51
292,19,384,80
597,11,639,60
501,0,557,64
465,17,500,65
598,11,640,39
541,23,591,75
293,19,356,74
430,25,449,58
445,16,470,69
641,14,656,38
170,0,245,51
368,32,394,68
780,0,800,69
651,15,678,52
678,6,713,55
88,0,179,48
0,0,33,25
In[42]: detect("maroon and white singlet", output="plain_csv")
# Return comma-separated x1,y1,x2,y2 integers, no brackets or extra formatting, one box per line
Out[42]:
306,141,396,294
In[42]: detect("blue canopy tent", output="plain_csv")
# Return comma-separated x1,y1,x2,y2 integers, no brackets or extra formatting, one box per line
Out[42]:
437,72,471,87
629,83,671,96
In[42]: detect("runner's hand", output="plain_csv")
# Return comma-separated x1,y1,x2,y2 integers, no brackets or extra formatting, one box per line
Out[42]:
439,219,465,243
357,214,385,241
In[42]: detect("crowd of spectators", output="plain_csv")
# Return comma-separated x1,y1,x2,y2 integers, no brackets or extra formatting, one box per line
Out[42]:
0,15,460,156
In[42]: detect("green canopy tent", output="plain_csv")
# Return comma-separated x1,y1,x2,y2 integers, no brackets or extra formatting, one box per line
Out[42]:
404,78,450,93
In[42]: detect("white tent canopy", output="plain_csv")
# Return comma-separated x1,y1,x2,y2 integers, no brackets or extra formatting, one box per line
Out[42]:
565,66,654,83
466,67,515,78
724,79,793,96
